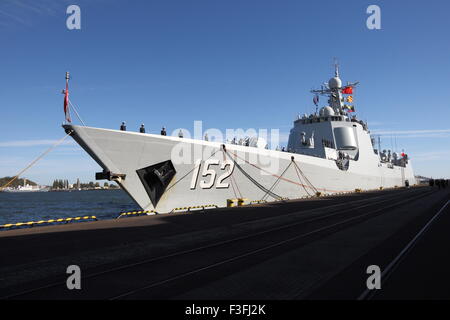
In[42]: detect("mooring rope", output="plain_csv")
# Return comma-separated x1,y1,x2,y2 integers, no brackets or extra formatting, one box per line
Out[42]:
0,133,72,191
229,151,341,194
292,160,319,194
261,161,292,201
222,149,241,199
224,150,283,201
293,161,313,197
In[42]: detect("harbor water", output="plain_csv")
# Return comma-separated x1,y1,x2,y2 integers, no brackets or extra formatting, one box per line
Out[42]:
0,190,136,225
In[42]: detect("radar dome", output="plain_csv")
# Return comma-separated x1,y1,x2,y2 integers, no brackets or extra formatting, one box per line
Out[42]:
321,106,335,116
328,77,342,89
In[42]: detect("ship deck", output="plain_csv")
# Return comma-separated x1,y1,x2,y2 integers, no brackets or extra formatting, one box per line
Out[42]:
0,185,449,300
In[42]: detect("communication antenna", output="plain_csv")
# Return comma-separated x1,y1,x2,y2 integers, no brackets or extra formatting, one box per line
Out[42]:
333,57,340,77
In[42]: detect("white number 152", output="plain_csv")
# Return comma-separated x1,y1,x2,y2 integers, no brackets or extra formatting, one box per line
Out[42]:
190,159,235,190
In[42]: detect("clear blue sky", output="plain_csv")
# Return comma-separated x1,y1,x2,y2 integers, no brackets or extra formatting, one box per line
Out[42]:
1,0,449,185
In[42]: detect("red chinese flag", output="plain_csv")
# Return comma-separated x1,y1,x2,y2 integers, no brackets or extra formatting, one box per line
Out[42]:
64,81,71,122
342,86,353,94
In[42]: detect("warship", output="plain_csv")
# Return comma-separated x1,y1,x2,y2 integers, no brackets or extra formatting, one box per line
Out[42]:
63,66,416,213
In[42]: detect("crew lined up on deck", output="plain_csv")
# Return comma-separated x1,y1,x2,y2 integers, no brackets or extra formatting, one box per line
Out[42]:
118,122,270,146
120,122,166,136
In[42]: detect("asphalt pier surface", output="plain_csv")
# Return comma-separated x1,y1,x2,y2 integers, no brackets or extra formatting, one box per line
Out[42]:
1,186,449,300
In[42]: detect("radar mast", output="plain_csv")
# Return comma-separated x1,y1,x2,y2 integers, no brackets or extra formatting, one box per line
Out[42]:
311,62,359,116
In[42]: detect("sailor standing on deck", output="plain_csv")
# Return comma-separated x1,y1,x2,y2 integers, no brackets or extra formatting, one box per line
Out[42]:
120,122,126,131
140,124,145,133
161,127,166,136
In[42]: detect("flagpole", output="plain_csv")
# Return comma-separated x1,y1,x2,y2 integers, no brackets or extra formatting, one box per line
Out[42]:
64,72,72,123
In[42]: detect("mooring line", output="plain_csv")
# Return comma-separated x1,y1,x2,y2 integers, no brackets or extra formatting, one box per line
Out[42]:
224,150,283,201
261,161,292,202
0,133,72,192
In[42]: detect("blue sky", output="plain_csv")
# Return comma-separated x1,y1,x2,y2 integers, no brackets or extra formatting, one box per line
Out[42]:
1,0,449,185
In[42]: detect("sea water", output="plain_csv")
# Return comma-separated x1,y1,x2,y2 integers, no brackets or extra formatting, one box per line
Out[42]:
0,190,137,225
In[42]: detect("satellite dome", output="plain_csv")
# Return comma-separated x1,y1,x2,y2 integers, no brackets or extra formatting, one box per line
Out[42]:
328,77,342,89
321,106,335,116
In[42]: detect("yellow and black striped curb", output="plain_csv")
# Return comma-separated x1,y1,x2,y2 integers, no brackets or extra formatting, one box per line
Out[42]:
116,210,158,219
0,216,98,229
170,204,218,213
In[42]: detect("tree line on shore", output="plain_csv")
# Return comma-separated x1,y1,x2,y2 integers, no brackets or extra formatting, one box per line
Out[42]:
0,176,119,191
51,179,119,190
